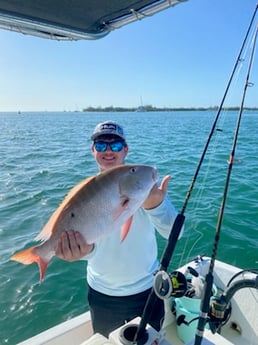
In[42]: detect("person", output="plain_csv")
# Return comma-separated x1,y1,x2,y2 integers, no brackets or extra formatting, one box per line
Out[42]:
55,120,183,337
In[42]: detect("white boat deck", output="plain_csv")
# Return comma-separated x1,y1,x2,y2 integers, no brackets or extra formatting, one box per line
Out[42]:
17,258,258,345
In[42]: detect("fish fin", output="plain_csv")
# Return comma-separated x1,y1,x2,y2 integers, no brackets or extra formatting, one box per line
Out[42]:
120,216,133,242
11,247,49,283
34,205,60,242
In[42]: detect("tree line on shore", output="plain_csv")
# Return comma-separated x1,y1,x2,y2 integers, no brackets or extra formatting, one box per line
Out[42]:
82,105,258,112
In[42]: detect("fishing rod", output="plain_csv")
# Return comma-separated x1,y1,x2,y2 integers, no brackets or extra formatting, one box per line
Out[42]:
181,3,258,216
193,14,258,345
132,5,258,345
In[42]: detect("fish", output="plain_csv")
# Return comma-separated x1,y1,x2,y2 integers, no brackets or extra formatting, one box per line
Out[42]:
11,164,158,282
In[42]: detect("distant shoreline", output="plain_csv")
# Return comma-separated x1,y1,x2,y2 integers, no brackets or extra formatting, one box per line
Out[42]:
2,107,257,113
82,106,258,112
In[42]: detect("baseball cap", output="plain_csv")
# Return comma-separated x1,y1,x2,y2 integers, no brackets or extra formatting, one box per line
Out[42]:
91,121,126,141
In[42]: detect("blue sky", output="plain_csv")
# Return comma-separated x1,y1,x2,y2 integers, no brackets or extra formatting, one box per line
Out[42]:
0,0,257,111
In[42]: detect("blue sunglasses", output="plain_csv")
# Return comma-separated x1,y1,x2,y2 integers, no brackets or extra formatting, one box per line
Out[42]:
94,140,125,152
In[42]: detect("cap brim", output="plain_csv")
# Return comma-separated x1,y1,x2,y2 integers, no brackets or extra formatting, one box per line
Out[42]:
91,133,125,141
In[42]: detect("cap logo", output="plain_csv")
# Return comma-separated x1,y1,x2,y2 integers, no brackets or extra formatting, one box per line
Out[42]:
101,123,117,131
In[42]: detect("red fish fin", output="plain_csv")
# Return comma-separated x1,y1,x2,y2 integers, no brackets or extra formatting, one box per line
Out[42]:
11,247,49,283
120,216,133,242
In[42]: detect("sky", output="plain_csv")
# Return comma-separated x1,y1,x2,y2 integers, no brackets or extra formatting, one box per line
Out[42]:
0,0,257,112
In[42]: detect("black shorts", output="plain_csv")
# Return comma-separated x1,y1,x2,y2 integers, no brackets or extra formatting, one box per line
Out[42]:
87,286,164,337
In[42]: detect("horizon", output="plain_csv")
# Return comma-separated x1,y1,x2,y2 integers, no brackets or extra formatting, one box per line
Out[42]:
1,105,258,114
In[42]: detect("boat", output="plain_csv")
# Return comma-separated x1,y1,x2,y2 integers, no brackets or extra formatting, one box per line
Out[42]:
1,1,257,345
15,255,257,345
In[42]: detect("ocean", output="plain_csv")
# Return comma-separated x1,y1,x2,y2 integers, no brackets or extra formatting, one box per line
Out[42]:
1,110,257,344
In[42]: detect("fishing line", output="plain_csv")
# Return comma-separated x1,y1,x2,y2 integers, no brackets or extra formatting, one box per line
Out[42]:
182,101,247,264
211,25,258,273
181,117,228,264
180,7,258,266
134,5,258,343
174,7,257,267
180,7,258,218
194,15,258,345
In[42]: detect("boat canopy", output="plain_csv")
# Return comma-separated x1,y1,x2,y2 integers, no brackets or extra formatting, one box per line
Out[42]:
0,0,186,41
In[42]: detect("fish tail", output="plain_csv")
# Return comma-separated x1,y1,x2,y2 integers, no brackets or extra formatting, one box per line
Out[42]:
11,246,49,283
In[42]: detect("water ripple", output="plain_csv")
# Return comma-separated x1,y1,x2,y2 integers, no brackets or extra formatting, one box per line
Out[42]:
1,110,258,344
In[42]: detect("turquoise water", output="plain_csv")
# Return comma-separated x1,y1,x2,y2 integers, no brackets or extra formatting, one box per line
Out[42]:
1,110,257,344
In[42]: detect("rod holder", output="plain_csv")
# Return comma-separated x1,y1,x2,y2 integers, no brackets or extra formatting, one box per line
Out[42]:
119,323,148,345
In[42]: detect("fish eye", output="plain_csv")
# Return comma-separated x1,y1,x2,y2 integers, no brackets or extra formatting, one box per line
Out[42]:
129,167,137,173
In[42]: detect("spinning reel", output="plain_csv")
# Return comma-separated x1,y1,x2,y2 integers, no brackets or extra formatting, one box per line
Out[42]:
153,270,188,299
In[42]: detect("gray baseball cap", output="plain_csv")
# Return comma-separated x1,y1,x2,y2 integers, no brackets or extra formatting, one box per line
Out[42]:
91,121,126,141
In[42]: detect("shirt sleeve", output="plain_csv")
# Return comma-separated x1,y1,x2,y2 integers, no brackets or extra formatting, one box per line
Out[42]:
144,195,184,239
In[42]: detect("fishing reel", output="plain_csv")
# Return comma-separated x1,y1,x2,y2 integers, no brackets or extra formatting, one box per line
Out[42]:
208,270,258,333
208,296,232,333
153,270,187,299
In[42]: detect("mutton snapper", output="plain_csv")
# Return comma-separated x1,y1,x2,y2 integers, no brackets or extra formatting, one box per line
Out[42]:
11,164,158,282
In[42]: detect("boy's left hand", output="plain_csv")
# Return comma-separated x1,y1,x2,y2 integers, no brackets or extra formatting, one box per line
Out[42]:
142,175,171,210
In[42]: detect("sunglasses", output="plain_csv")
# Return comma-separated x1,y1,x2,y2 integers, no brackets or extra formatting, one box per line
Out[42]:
94,140,125,152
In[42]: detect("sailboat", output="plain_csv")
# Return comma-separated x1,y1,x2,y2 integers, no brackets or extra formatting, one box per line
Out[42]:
136,96,146,112
0,1,257,345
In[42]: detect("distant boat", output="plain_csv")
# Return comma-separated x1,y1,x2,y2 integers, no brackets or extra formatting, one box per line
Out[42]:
135,105,146,112
136,96,146,112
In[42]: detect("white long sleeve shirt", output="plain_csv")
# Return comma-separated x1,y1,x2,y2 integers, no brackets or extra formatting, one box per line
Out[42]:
86,196,182,296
